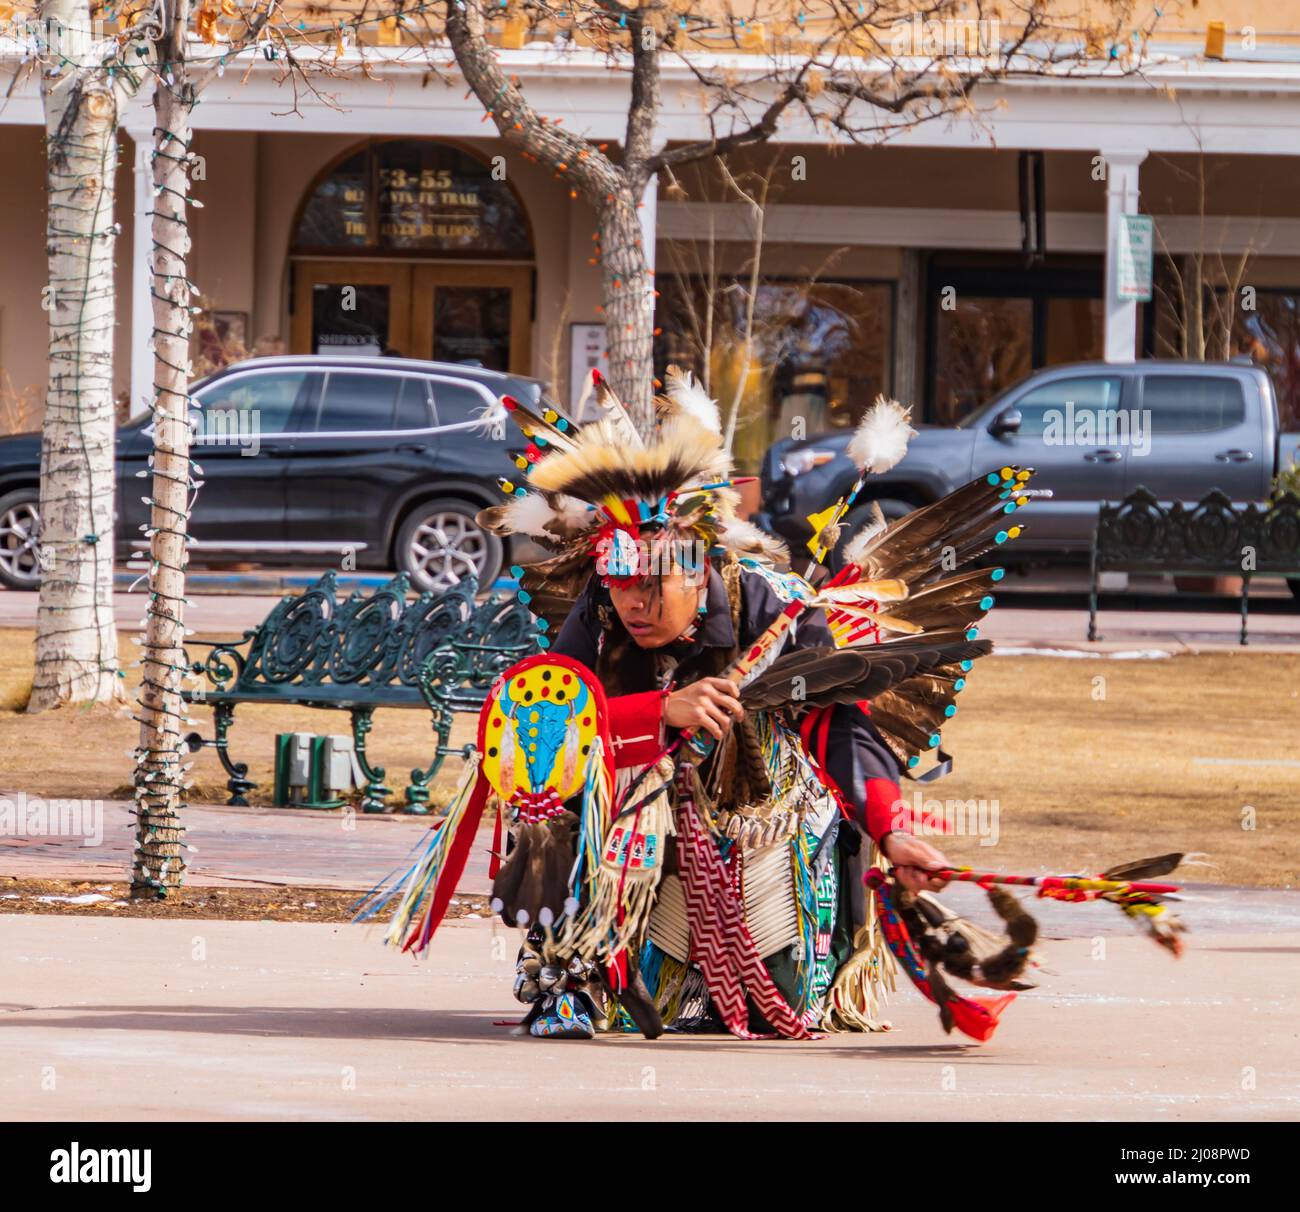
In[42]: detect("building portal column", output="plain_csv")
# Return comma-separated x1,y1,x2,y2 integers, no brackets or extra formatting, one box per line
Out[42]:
893,249,921,410
1101,149,1147,363
128,127,154,418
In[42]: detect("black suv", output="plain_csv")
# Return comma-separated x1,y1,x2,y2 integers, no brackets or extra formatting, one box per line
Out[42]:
0,355,544,592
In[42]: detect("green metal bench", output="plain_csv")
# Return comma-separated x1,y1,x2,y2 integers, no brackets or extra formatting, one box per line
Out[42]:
183,571,541,812
1090,486,1300,645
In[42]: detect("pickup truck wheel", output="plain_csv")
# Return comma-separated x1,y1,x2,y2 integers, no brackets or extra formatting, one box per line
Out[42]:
396,498,502,594
829,498,915,574
0,488,42,590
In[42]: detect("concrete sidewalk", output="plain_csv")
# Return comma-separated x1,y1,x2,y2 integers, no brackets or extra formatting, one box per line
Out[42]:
1,914,1295,1121
3,580,1297,652
0,798,490,893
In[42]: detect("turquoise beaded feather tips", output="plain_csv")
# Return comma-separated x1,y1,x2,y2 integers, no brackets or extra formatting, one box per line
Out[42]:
824,466,1035,776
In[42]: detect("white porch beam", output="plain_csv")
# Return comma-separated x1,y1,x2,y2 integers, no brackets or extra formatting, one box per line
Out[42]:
1102,149,1147,363
5,46,1300,158
176,75,1300,157
660,201,1300,257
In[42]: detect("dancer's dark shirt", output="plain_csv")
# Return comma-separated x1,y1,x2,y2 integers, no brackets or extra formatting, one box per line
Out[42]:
550,564,909,844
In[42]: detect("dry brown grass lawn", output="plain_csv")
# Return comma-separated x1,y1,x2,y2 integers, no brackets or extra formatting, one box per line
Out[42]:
0,626,475,810
0,876,492,923
1,627,1297,887
932,650,1300,888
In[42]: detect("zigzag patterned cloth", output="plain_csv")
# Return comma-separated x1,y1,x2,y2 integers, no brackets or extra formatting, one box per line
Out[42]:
676,795,816,1041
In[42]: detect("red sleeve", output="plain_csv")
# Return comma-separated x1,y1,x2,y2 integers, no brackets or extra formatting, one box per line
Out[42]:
800,702,910,846
863,776,906,844
605,690,665,769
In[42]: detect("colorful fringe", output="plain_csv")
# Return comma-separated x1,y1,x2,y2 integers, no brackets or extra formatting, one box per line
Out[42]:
353,753,490,956
821,842,897,1031
676,767,816,1040
563,754,671,961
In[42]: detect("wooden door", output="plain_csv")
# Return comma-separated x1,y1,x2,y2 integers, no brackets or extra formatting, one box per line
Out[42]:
291,261,413,357
410,264,532,376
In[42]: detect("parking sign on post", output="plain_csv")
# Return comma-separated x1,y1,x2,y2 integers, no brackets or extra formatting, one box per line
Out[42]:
1117,213,1154,302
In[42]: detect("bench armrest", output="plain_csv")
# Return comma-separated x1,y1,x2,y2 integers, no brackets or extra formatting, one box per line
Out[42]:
186,631,258,689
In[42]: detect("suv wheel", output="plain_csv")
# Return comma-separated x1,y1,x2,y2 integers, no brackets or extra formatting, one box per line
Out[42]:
396,497,503,593
0,488,42,590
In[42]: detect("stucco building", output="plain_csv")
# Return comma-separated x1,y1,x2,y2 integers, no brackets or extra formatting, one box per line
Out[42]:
3,3,1300,473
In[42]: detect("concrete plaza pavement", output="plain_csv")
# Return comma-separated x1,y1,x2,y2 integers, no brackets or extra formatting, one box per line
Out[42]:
2,912,1297,1121
1,574,1298,653
2,574,1298,1120
0,798,489,892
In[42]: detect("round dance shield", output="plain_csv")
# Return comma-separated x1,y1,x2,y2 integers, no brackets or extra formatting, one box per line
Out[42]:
477,653,613,805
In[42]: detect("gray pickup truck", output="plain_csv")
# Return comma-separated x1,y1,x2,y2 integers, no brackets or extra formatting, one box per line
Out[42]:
762,359,1300,575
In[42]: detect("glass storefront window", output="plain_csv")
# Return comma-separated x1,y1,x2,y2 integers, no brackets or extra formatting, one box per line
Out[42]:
1232,291,1300,430
296,151,370,249
294,140,531,257
431,286,512,370
310,283,390,356
655,277,892,473
932,296,1033,425
926,260,1104,425
1045,296,1104,366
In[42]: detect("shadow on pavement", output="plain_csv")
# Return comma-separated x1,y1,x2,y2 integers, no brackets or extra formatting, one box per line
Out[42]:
0,1003,999,1057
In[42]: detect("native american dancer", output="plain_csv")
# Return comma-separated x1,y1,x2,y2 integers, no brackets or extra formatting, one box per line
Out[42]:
355,368,1186,1042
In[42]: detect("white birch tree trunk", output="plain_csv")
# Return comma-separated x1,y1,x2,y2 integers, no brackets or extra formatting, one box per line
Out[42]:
597,188,656,429
133,4,194,897
31,0,126,711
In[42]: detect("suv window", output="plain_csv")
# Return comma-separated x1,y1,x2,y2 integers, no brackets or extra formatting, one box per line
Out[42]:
317,372,428,432
1010,376,1124,436
191,370,310,441
431,380,495,429
394,378,434,430
1141,376,1245,432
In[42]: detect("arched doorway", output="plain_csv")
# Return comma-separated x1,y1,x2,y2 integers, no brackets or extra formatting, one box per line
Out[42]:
290,138,534,374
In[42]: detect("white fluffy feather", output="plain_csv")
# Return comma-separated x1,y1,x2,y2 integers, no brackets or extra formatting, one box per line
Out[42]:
501,491,559,539
503,491,592,540
847,397,915,475
663,365,722,436
471,396,509,437
841,500,888,569
718,518,791,566
548,492,593,536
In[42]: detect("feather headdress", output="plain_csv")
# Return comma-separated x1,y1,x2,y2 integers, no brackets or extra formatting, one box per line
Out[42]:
479,368,757,589
805,396,916,562
657,365,723,434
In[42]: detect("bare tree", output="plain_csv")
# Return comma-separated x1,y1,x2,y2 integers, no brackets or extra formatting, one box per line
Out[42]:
27,4,152,710
660,154,856,452
1151,152,1257,364
131,3,345,897
413,0,1155,430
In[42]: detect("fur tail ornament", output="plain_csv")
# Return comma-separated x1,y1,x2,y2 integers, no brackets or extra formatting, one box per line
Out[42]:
864,867,1018,1043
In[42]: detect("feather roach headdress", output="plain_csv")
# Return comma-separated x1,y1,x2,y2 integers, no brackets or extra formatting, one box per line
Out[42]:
480,368,921,597
479,367,784,589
